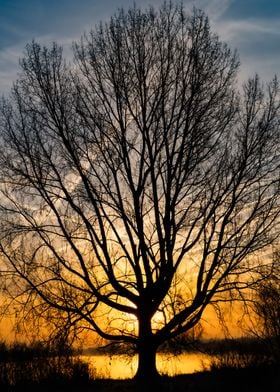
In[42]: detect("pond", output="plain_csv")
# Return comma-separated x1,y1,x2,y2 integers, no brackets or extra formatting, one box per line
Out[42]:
83,352,212,379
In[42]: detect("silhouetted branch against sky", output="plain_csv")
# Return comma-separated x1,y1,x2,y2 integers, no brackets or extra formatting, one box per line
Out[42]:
0,0,280,94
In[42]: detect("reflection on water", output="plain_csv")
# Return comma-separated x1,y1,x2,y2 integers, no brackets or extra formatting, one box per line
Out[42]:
83,352,211,379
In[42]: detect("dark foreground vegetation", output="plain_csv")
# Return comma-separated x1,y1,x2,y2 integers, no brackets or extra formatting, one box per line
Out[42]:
91,366,280,392
0,338,279,392
0,341,90,391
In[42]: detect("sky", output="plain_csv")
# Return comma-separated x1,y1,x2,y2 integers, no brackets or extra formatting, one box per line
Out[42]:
0,0,280,94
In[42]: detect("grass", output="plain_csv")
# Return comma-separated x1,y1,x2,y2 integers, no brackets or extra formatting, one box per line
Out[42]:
0,341,90,390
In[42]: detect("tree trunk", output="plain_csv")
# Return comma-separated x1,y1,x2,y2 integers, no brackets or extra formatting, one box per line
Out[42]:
135,341,159,381
134,312,160,384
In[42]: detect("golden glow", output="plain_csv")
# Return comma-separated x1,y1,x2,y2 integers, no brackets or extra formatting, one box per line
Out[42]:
151,310,165,331
82,352,211,379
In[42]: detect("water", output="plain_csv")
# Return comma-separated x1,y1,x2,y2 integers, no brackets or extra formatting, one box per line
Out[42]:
83,352,211,379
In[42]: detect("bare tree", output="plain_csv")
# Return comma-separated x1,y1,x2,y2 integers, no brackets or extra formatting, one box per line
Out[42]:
0,2,280,381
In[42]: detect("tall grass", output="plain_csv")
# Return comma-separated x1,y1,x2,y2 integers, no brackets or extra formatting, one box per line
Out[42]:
206,337,278,371
0,340,90,388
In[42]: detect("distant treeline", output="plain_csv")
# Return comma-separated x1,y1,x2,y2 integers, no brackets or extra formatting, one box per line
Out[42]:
83,335,279,359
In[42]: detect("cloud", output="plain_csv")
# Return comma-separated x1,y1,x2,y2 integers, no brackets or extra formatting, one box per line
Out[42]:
215,17,280,42
213,16,280,81
183,0,280,81
191,0,232,20
0,44,21,94
222,0,280,20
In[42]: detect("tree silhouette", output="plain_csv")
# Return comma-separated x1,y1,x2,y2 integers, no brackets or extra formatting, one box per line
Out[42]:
0,2,280,381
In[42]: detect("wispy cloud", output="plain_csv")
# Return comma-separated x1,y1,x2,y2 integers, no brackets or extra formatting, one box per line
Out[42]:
214,15,280,81
215,17,280,42
191,0,232,20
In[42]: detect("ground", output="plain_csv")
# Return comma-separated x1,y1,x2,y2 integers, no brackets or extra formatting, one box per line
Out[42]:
2,365,279,392
90,367,280,392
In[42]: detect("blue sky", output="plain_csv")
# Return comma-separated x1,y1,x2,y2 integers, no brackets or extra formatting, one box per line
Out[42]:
0,0,280,93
